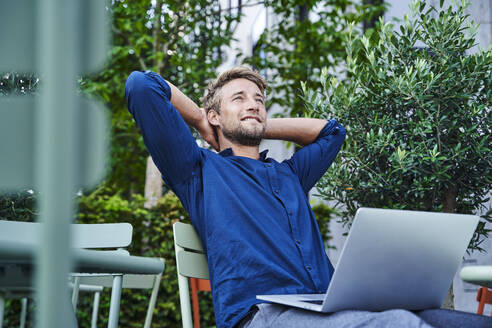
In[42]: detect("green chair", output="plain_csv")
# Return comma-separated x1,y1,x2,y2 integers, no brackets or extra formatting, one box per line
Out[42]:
173,222,210,328
71,258,165,328
0,221,156,328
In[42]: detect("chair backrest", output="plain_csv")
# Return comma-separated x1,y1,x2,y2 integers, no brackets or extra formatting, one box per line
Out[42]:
0,221,132,249
173,222,209,279
173,222,209,328
0,222,133,297
0,220,135,328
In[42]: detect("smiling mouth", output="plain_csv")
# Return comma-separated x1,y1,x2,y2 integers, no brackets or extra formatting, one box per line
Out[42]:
241,116,262,123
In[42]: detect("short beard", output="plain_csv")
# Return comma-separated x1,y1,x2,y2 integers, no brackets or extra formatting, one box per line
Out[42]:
222,121,266,147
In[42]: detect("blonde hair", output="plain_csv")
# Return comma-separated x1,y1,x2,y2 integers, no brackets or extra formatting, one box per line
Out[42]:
201,66,267,114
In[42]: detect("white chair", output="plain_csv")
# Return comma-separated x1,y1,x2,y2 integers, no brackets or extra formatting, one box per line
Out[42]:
71,258,165,328
173,222,210,328
0,220,162,328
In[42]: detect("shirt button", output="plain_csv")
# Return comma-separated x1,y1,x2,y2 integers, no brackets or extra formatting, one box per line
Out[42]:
265,163,271,167
296,240,301,245
274,189,279,193
306,266,312,270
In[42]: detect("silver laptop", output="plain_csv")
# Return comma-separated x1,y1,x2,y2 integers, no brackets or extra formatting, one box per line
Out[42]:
257,207,479,312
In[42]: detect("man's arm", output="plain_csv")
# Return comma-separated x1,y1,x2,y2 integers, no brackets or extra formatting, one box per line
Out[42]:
281,118,346,194
165,80,219,150
125,71,206,192
264,118,328,146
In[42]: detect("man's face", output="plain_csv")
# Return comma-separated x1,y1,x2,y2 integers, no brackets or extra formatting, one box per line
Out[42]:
214,78,267,146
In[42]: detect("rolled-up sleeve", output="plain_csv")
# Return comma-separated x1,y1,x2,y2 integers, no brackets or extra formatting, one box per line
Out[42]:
286,119,346,194
125,71,201,191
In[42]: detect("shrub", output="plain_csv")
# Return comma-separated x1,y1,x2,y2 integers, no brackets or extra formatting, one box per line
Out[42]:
303,0,492,252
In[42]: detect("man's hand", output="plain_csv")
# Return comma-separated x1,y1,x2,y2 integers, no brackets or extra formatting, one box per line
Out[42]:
196,108,220,151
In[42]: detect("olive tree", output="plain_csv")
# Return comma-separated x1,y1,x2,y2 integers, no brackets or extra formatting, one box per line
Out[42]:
304,0,491,247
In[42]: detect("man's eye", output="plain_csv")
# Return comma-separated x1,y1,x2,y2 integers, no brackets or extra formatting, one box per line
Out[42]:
233,97,242,101
256,99,264,103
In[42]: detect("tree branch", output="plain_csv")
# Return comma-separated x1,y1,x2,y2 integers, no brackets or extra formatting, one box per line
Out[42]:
112,25,148,71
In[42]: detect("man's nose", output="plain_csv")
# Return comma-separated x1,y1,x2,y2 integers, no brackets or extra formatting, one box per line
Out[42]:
246,97,259,112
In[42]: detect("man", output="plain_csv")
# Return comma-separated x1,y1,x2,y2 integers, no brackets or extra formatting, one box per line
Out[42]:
125,67,490,328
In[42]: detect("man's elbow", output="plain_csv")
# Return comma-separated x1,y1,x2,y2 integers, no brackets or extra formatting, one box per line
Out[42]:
125,71,147,99
125,70,171,104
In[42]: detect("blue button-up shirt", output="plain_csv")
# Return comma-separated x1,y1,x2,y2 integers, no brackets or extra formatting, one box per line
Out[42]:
125,71,346,328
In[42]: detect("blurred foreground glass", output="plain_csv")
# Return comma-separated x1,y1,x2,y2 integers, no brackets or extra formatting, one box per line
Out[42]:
0,0,109,327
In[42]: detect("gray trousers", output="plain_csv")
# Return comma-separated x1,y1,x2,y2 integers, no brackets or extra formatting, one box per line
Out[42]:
240,303,492,328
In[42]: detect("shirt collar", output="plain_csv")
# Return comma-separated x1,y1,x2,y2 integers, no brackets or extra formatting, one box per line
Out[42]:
218,148,234,157
218,148,269,161
259,149,269,160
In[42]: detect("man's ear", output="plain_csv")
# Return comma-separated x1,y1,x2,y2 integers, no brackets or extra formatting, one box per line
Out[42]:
207,109,220,127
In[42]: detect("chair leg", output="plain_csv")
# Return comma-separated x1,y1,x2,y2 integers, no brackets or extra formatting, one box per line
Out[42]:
108,275,123,328
477,287,486,315
72,276,81,311
144,271,163,328
91,291,100,328
0,293,5,328
19,298,27,328
190,278,201,328
177,274,193,328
